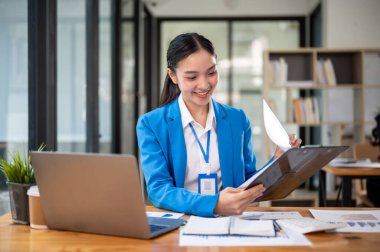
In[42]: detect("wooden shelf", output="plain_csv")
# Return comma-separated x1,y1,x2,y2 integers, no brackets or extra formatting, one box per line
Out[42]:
281,121,365,127
268,84,363,90
263,48,380,160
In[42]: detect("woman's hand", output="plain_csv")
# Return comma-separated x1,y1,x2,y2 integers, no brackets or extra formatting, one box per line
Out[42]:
213,185,265,216
274,134,302,159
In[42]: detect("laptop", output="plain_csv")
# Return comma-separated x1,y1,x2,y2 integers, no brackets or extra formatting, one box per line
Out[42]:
30,152,185,239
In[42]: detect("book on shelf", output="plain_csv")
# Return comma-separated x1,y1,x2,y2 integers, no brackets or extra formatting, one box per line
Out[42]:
316,58,337,86
182,216,276,237
292,99,304,123
269,57,288,86
292,97,320,124
323,58,337,86
312,97,320,124
316,60,327,85
304,97,315,123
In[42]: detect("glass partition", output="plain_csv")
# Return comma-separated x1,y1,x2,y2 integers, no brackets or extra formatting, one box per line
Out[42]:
121,22,135,154
99,0,112,153
232,21,299,167
0,0,28,214
57,0,86,152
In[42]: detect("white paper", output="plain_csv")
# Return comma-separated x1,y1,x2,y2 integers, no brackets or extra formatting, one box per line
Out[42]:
263,99,291,151
310,209,380,233
230,219,275,236
329,158,380,168
179,227,311,246
239,211,303,220
146,211,184,219
182,216,230,235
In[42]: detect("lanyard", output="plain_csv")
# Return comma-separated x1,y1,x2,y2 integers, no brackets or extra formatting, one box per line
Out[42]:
189,123,210,163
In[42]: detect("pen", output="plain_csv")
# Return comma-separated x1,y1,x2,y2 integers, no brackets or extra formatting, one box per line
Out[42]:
162,213,173,218
273,220,285,234
238,213,263,220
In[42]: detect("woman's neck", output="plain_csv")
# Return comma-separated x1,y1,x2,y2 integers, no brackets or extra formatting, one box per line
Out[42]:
185,102,209,128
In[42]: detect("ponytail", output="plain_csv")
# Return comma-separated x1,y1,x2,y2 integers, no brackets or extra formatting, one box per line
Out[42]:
159,73,180,107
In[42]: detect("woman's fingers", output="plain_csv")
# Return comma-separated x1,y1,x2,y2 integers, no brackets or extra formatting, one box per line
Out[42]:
242,185,265,200
232,185,266,205
289,134,302,148
214,185,266,215
294,138,302,147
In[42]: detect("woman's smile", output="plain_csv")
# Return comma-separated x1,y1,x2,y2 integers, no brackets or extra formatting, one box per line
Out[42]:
194,89,211,98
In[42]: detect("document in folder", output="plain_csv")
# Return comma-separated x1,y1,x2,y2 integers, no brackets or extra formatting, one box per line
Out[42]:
240,100,349,202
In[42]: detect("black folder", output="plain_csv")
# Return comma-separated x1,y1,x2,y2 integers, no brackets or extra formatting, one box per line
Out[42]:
243,146,349,202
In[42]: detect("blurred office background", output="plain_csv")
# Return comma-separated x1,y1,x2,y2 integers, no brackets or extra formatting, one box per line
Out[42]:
1,0,380,214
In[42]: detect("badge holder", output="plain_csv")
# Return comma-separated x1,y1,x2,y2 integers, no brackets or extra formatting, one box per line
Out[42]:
198,163,218,195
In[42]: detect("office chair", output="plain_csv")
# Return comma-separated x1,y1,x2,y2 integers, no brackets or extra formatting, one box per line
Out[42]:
352,143,380,207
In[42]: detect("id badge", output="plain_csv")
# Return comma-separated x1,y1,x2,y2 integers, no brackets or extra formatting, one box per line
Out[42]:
198,173,218,195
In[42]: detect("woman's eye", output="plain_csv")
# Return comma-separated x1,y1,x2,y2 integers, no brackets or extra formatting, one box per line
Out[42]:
186,76,196,80
208,71,217,76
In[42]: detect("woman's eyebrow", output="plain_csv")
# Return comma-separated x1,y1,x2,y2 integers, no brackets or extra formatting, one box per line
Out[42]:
207,64,217,71
183,70,198,74
183,64,216,74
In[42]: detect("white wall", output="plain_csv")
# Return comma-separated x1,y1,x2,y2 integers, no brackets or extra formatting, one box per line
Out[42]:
146,0,319,17
322,0,380,47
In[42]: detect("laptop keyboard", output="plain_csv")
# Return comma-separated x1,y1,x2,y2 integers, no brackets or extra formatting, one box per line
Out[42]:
149,224,168,233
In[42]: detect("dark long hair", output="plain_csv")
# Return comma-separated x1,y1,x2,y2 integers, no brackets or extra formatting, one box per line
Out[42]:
159,33,216,107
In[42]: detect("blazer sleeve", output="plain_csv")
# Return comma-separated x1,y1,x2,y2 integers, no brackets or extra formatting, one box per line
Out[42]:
136,115,219,217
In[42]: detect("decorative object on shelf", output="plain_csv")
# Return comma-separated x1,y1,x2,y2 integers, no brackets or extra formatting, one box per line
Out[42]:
0,144,45,224
371,109,380,161
367,109,380,207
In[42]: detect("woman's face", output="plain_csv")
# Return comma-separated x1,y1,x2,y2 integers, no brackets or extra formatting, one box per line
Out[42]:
168,49,219,111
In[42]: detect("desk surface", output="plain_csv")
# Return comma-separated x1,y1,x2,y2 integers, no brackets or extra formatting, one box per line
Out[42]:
1,206,380,252
323,165,380,176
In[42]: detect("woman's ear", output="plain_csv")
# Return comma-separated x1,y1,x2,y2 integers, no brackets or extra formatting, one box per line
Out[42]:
167,68,178,84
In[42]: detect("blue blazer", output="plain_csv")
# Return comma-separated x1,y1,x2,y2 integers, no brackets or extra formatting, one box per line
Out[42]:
136,98,257,217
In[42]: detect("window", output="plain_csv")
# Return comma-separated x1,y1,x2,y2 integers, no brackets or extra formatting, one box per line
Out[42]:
0,0,29,188
57,0,87,152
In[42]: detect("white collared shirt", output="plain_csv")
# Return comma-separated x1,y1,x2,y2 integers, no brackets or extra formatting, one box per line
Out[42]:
178,94,221,193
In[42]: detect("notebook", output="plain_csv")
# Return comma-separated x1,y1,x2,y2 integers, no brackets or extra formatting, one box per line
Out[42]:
30,152,185,239
182,216,276,237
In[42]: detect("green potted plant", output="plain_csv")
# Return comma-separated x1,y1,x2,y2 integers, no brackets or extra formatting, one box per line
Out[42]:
0,144,45,224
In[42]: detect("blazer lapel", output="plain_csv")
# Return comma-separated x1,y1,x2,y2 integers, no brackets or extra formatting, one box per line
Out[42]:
167,99,187,188
213,100,234,188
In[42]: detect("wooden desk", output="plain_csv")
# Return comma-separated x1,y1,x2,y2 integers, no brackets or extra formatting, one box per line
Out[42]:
319,165,380,207
1,206,380,251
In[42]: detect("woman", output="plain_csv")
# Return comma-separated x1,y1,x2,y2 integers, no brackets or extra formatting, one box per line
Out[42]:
136,33,301,217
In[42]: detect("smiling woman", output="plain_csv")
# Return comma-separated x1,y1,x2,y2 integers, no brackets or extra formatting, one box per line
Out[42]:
136,33,300,217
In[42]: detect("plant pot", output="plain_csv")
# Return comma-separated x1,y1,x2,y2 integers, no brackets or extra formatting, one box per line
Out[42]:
7,182,33,224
